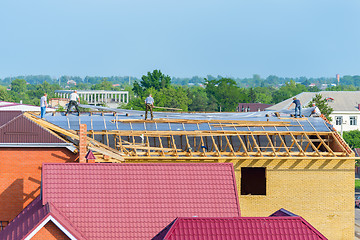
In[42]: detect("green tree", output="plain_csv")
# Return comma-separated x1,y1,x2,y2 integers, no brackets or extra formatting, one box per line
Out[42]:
133,70,171,97
0,85,8,101
154,86,191,111
10,79,27,93
343,130,360,148
91,78,113,90
306,94,333,121
187,87,208,112
272,80,307,103
205,78,242,112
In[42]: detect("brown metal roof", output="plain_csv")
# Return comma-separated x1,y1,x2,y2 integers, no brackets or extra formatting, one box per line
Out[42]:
0,112,65,144
0,111,22,127
237,103,273,112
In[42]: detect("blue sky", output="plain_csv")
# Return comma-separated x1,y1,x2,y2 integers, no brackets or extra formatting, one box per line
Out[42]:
0,0,359,79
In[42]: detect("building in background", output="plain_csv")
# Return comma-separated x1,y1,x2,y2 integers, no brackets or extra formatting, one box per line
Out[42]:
266,91,360,132
54,90,129,108
237,103,273,112
0,101,55,112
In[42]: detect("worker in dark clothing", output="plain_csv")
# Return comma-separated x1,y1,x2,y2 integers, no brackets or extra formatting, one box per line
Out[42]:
288,97,302,118
144,94,154,120
65,90,80,116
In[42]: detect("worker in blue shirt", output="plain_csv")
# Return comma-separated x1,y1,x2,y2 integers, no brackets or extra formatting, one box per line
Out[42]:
288,97,302,118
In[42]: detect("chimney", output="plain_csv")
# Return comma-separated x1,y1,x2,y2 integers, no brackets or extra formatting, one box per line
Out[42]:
79,124,87,163
336,74,340,84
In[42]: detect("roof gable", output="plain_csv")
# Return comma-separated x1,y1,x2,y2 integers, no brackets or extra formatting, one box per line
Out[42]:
0,113,64,143
0,111,22,127
0,197,86,240
153,217,327,240
42,163,240,240
269,208,298,217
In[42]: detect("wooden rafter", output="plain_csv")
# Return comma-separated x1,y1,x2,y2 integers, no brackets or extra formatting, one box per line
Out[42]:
25,112,356,160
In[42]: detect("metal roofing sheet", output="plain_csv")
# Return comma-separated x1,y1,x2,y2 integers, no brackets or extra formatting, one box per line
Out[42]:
0,196,87,240
42,163,240,240
152,217,327,240
0,114,65,143
0,111,22,127
43,111,332,132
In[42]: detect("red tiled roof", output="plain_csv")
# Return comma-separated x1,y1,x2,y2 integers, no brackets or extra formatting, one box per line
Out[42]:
152,217,328,240
42,163,240,240
0,196,86,240
0,111,64,143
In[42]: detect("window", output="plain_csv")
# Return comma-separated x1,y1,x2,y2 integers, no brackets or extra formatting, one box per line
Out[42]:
241,167,266,195
350,116,357,126
335,116,343,125
0,221,9,230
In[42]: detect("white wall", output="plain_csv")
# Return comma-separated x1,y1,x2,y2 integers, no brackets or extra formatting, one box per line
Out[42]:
330,112,360,132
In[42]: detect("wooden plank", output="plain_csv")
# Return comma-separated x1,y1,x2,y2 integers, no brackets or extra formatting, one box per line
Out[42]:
303,133,321,157
289,132,305,156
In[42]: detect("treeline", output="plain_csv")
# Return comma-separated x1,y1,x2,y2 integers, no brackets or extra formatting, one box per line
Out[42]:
2,74,360,89
124,70,357,112
1,70,360,112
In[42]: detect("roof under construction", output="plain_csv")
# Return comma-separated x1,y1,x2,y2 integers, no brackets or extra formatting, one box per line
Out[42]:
24,107,354,162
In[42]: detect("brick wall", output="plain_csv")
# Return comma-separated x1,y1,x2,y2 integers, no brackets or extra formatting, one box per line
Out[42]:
233,158,354,240
79,124,87,163
32,221,71,240
0,148,77,222
126,158,354,240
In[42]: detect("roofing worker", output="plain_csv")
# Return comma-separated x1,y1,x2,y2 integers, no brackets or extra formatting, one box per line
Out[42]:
144,94,154,120
311,103,321,117
40,93,47,119
65,90,80,116
288,97,302,118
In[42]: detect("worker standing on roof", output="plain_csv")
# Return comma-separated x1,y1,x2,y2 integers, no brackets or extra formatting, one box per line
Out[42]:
65,90,80,116
40,93,47,119
144,94,154,120
288,97,302,118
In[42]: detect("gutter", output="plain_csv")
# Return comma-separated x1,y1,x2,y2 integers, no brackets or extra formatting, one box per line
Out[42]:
0,143,77,153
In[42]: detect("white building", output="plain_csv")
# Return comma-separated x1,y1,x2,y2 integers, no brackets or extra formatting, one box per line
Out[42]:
266,91,360,132
55,90,129,107
0,101,55,112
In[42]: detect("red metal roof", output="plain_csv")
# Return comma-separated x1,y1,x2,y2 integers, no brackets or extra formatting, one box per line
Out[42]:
152,217,328,240
0,111,64,143
41,163,240,240
0,196,86,240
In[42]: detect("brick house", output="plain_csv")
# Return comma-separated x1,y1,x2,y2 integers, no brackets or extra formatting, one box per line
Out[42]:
0,111,77,226
0,163,240,240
